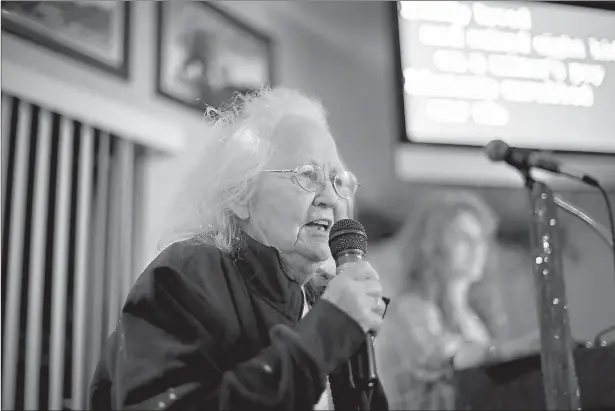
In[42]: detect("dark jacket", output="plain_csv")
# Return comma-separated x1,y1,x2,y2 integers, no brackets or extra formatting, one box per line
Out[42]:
90,235,388,410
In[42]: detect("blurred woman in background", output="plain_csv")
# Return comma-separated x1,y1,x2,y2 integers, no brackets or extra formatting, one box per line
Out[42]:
374,192,537,410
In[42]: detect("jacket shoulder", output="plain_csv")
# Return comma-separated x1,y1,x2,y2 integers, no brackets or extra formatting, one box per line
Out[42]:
130,240,230,300
123,240,248,341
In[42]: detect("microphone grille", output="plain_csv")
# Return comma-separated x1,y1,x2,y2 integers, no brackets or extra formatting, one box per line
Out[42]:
329,219,367,257
484,139,509,162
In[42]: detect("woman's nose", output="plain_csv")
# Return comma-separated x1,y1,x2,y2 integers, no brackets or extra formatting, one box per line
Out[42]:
315,177,338,207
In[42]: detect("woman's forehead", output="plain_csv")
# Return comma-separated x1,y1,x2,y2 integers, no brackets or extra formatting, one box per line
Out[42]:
270,115,342,167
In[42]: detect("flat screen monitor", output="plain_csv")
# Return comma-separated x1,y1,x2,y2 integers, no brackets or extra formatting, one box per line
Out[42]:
394,1,615,154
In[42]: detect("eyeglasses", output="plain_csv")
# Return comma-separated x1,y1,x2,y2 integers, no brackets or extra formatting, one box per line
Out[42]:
262,164,360,199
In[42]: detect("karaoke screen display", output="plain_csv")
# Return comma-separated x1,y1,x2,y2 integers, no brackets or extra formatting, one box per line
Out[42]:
395,1,615,154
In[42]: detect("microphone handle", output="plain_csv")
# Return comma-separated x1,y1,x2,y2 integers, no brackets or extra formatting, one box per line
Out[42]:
349,335,378,390
334,251,378,390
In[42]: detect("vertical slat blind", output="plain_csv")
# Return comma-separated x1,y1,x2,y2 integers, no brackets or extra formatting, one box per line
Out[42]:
48,115,74,411
1,95,13,230
24,109,52,410
86,132,110,392
2,101,32,411
105,146,122,340
1,93,144,410
71,125,94,410
119,140,135,308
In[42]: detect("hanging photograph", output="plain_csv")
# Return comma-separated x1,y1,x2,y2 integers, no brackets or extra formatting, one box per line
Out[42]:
1,1,131,79
156,1,274,111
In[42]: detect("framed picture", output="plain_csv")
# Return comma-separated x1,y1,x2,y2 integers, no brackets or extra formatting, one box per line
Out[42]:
156,1,274,112
1,1,131,79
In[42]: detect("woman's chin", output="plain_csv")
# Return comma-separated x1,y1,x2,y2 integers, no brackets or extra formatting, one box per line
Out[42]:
298,241,330,262
312,245,333,262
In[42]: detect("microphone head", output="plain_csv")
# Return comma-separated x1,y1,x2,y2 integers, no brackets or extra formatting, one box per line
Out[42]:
329,219,367,258
484,139,510,162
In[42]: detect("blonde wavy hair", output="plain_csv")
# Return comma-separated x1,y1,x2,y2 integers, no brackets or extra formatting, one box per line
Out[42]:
394,191,501,335
160,87,329,252
398,191,498,298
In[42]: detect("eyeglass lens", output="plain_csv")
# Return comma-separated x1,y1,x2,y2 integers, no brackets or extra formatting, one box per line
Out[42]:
295,164,357,198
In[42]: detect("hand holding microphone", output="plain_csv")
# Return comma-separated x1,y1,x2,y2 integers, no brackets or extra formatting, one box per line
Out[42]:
322,261,385,334
321,218,386,394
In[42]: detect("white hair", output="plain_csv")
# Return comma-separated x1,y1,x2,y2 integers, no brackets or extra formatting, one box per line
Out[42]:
160,87,330,253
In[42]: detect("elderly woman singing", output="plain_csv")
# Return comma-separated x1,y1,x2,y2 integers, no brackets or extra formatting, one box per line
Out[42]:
89,88,388,411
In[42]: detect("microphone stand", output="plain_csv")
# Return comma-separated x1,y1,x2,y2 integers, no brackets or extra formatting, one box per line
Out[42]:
523,172,581,410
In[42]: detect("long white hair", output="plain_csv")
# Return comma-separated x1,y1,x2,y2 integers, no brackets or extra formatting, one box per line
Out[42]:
160,87,329,252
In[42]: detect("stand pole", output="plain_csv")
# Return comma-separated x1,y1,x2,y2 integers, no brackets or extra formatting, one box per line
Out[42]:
526,177,581,410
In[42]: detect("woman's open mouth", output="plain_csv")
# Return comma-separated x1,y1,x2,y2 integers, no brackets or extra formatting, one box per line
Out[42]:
305,220,331,232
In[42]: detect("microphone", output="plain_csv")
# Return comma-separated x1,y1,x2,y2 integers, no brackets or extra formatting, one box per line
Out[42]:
484,139,599,187
328,219,378,391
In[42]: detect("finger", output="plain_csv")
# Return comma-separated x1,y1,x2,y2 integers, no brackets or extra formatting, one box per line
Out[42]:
336,261,358,276
347,263,379,281
373,298,386,317
361,262,380,281
363,279,383,298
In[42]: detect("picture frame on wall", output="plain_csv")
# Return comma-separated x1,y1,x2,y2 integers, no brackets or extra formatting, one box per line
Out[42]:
156,1,274,112
1,1,131,79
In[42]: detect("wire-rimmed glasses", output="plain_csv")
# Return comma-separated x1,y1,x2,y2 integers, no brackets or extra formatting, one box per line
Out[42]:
262,164,360,199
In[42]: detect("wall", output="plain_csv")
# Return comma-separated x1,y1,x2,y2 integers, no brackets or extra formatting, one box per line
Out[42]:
275,2,615,342
2,1,401,269
1,1,361,269
3,1,613,342
3,1,207,271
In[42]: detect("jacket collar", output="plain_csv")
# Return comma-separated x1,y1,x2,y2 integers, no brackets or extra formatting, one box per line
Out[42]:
233,233,304,321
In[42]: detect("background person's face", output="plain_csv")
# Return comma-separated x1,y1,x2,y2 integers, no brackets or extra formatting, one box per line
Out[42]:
443,211,488,282
244,115,351,270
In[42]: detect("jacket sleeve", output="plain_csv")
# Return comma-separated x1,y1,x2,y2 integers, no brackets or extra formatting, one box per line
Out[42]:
97,265,365,411
329,360,390,411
